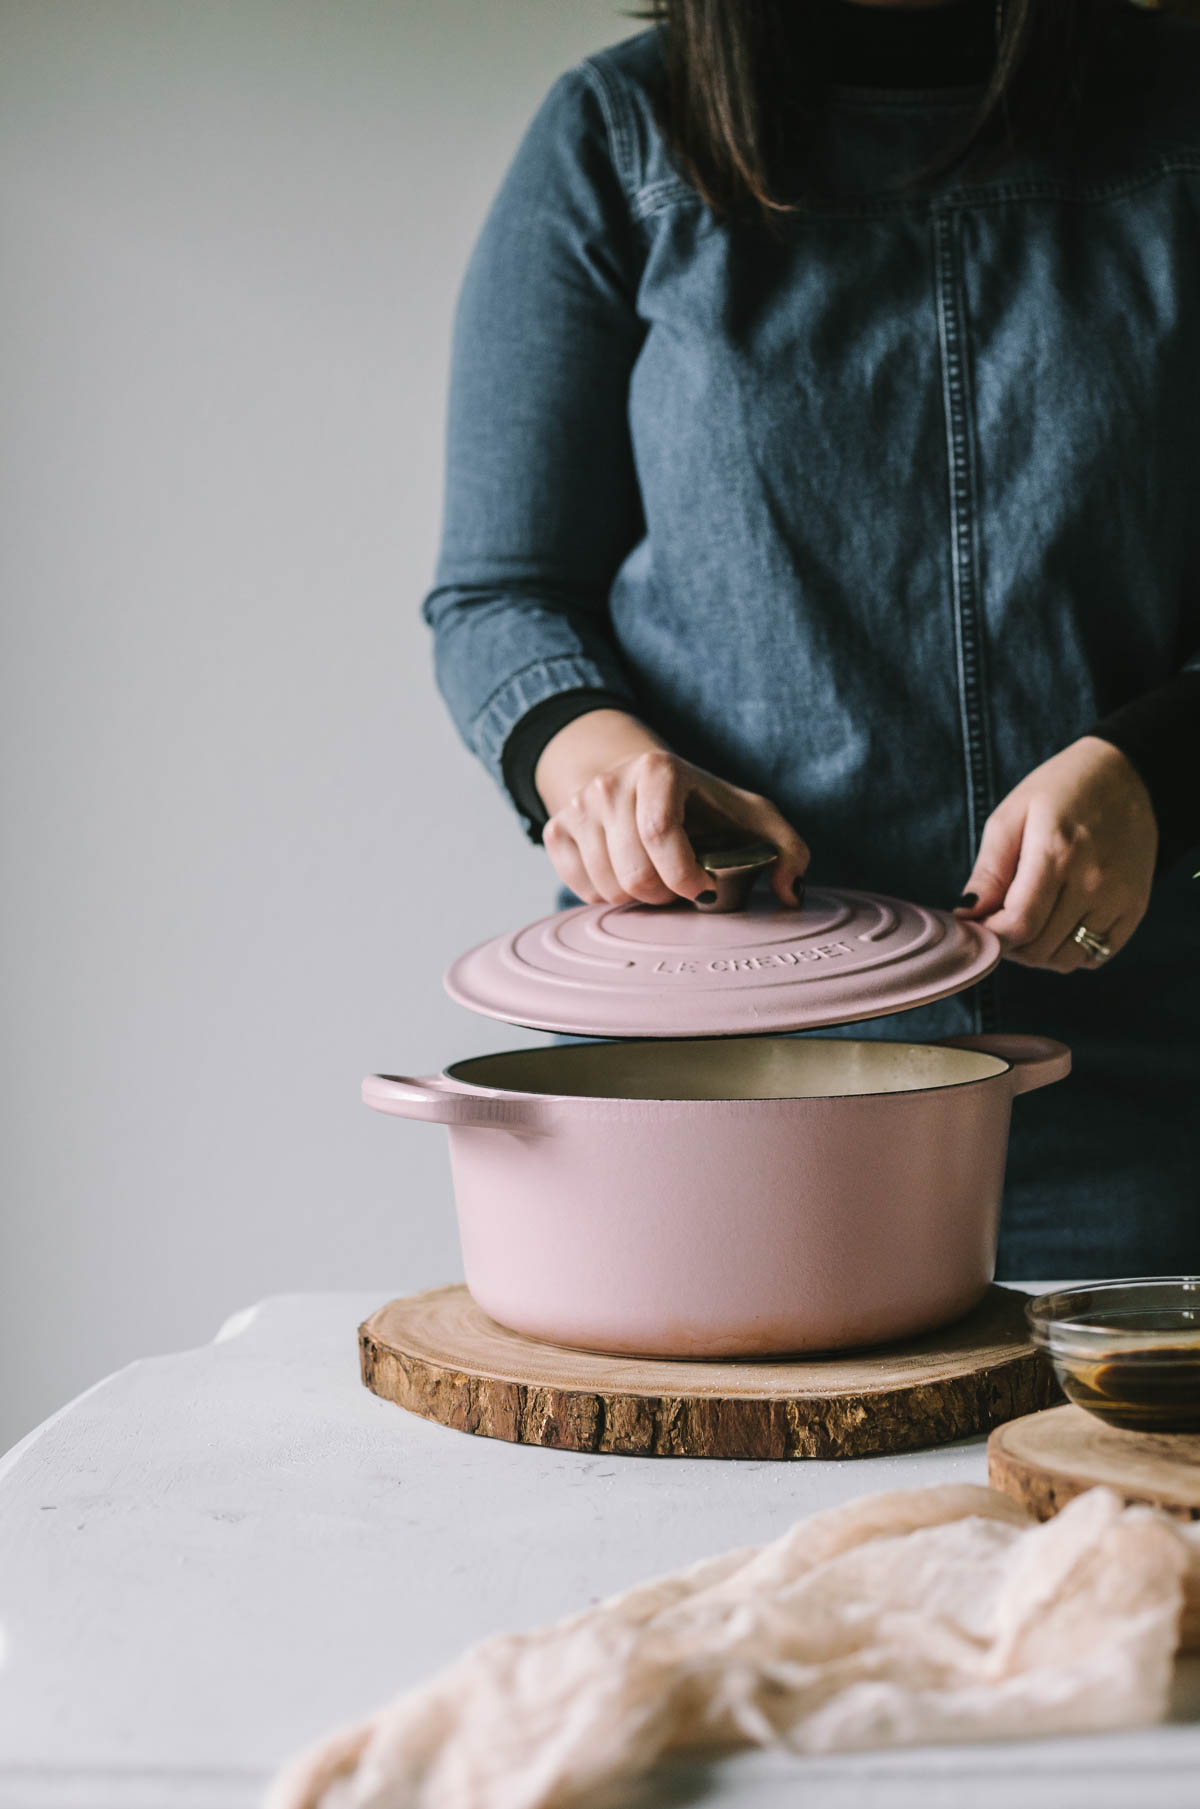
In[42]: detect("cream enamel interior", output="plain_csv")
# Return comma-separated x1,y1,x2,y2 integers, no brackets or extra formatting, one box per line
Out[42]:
445,1037,1008,1102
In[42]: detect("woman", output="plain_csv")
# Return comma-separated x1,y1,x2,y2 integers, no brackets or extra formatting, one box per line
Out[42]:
422,0,1200,1278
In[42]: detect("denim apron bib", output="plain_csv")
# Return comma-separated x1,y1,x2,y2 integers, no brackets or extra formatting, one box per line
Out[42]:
425,21,1200,1277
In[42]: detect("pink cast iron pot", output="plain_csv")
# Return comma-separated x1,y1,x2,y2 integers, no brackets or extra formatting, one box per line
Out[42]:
362,1030,1070,1358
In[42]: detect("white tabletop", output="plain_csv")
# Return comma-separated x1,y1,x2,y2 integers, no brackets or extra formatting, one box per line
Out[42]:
1,1289,1197,1809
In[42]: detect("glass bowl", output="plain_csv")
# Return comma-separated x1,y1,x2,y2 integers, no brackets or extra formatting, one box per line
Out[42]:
1026,1278,1200,1433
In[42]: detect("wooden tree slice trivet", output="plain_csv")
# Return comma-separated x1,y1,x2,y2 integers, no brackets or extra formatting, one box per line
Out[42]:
988,1403,1200,1522
359,1283,1055,1460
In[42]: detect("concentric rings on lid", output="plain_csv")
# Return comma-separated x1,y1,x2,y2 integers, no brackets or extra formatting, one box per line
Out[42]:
444,886,1001,1038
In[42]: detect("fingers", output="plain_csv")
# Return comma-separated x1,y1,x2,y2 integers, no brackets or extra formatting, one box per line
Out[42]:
992,851,1073,962
568,797,634,905
727,790,811,908
971,809,1142,974
632,752,718,900
541,750,809,909
1021,851,1105,971
606,772,682,905
971,800,1072,956
545,756,709,906
1050,912,1125,973
542,814,602,903
1018,901,1127,974
1086,911,1136,964
956,737,1159,973
956,802,1023,919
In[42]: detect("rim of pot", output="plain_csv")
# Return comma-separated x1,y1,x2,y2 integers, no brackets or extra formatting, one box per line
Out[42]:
442,1036,1012,1104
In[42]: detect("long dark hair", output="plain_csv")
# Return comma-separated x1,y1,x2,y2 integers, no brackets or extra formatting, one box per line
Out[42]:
623,0,1143,231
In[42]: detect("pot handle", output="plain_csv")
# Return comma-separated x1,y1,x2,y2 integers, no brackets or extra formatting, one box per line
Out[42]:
361,1073,551,1131
936,1033,1071,1096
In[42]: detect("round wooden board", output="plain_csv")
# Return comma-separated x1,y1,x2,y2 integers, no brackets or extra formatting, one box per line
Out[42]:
988,1403,1200,1522
359,1283,1056,1460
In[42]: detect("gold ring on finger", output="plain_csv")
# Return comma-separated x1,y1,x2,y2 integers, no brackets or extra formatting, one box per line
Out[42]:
1072,922,1113,964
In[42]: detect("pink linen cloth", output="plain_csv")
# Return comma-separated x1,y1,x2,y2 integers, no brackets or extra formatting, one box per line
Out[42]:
266,1483,1200,1809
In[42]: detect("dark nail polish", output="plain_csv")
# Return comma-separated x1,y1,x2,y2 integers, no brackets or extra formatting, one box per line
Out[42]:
697,889,717,905
793,877,806,904
954,892,978,910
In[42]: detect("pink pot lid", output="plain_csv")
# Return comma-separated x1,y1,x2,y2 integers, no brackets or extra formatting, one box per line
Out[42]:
444,886,1002,1039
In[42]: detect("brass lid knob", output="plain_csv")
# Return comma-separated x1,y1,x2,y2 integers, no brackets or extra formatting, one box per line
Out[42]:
688,833,779,913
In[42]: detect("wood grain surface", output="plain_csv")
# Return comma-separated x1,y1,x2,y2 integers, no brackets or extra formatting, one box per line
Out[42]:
359,1283,1056,1460
988,1403,1200,1522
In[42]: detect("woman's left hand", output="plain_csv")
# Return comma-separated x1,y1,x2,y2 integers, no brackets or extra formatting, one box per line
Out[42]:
952,736,1158,972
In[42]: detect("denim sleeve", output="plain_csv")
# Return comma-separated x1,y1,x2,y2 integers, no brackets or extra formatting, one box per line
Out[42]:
420,63,647,839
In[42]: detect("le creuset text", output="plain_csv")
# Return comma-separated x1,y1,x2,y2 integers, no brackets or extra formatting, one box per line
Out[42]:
652,941,854,977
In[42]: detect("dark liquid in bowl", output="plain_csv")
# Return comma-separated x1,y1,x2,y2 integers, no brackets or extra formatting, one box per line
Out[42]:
1060,1345,1200,1432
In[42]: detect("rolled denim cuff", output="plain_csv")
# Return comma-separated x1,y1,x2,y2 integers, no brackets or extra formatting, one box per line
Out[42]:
470,653,636,837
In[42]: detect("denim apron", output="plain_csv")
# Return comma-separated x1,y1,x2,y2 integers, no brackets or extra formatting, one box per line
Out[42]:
423,21,1200,1278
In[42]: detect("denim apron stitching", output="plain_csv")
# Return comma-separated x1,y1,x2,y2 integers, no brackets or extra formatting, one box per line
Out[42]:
934,208,998,1033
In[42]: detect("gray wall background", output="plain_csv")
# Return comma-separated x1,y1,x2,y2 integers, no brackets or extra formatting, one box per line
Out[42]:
0,0,638,1452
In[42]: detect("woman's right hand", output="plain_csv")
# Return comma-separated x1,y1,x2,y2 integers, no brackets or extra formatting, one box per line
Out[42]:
535,708,810,908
